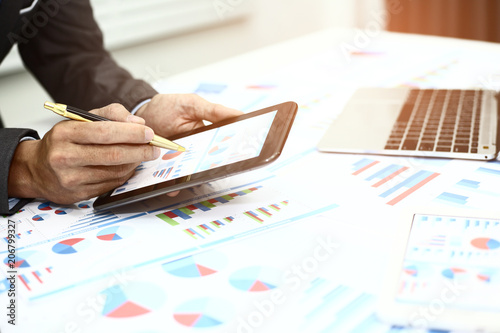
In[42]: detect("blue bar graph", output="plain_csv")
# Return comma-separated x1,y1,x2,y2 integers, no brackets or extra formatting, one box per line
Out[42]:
352,158,376,173
171,209,192,220
365,164,402,181
457,179,480,189
380,170,434,198
477,167,500,176
437,192,468,205
192,203,212,212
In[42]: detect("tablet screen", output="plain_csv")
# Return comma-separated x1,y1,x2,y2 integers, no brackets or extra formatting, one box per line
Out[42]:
111,110,278,196
396,213,500,312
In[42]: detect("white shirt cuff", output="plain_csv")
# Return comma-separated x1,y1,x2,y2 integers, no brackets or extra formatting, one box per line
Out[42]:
8,198,20,210
20,136,37,142
130,99,151,115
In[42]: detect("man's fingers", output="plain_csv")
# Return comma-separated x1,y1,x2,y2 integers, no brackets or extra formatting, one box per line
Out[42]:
85,164,138,185
64,144,160,167
90,103,146,124
193,95,243,124
166,190,180,197
205,103,243,124
51,120,156,145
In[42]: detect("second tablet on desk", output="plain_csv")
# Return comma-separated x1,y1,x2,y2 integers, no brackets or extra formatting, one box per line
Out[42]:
94,101,298,210
377,206,500,332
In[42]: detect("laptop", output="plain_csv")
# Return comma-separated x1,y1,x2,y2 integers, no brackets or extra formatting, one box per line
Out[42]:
317,87,499,160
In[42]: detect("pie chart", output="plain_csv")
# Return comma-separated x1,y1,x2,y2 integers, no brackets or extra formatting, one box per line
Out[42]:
52,238,89,254
162,150,183,160
403,265,418,277
173,297,233,328
471,237,500,250
162,251,227,278
229,266,282,292
78,202,92,209
32,213,49,221
3,250,44,268
38,202,54,211
442,267,467,279
101,282,166,318
96,226,133,241
477,273,491,283
55,208,73,215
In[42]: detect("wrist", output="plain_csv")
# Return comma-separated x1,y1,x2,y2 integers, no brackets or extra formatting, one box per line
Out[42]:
8,140,40,199
133,98,153,118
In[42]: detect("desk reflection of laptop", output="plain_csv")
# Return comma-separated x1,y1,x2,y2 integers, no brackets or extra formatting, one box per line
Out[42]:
317,88,498,160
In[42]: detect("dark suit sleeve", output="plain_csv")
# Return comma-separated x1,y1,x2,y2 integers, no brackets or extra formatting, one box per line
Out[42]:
18,0,157,111
0,128,40,215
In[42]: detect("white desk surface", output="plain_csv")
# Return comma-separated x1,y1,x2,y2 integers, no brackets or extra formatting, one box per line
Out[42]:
2,28,500,333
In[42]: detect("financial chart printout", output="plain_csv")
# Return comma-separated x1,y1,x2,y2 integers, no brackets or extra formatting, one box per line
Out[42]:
112,111,277,196
396,213,500,312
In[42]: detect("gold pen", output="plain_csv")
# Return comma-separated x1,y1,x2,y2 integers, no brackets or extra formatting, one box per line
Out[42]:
44,102,186,152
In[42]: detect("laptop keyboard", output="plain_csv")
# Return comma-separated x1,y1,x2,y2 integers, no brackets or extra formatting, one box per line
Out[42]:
385,89,482,153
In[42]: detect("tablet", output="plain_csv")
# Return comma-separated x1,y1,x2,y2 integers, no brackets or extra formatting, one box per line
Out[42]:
377,207,500,332
93,101,297,210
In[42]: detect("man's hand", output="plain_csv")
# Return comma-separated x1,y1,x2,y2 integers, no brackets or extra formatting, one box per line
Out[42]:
8,104,160,204
135,94,243,137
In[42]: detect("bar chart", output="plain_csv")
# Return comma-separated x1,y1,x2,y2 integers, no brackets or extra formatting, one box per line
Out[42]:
396,213,500,311
155,186,261,226
435,165,500,209
243,200,289,224
352,158,439,206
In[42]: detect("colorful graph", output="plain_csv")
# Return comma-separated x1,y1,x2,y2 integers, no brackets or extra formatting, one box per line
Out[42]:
442,267,467,280
436,192,468,205
96,226,133,241
364,164,410,188
229,266,282,292
243,201,289,223
3,250,44,268
171,148,195,178
52,238,89,254
32,213,49,221
78,202,92,209
162,150,183,160
65,211,122,234
183,217,235,240
18,267,53,291
156,187,261,226
208,145,229,156
352,159,439,205
173,297,233,328
352,158,379,175
55,208,73,215
477,166,500,176
403,265,418,277
153,167,173,179
101,282,166,318
3,229,33,242
298,278,384,332
477,272,492,283
162,251,227,278
435,166,500,208
38,202,55,211
471,237,500,250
